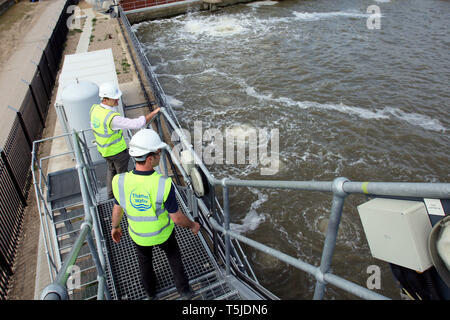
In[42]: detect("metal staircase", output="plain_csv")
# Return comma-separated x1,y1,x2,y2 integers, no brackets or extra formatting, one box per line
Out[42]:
45,165,99,300
35,140,262,300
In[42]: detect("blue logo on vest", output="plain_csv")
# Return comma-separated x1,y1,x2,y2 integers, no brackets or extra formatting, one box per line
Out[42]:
92,116,100,129
130,188,152,211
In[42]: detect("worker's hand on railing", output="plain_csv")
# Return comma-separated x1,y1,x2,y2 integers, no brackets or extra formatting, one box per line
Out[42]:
145,107,161,125
191,222,201,236
111,226,122,243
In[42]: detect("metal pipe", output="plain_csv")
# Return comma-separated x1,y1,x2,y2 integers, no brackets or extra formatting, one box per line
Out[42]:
223,183,231,276
343,181,450,199
221,178,333,192
313,177,348,300
45,132,95,290
72,131,111,300
85,225,110,300
53,223,90,287
155,115,168,176
209,217,317,276
41,130,111,300
208,216,388,300
324,272,389,300
31,161,55,282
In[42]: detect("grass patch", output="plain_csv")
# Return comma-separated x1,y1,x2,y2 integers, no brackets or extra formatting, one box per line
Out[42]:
121,58,131,73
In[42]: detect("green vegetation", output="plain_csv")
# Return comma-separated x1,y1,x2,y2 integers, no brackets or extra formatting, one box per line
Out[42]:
121,58,130,73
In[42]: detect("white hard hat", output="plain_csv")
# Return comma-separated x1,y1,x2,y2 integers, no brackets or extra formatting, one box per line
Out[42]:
428,215,450,287
99,82,122,99
129,129,168,161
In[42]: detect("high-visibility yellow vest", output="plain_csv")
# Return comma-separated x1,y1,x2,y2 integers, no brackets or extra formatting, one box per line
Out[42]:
112,171,174,246
90,104,127,157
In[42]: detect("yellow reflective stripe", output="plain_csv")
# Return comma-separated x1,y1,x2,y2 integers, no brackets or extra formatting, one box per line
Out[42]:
117,173,168,227
128,218,172,238
362,182,369,194
91,104,126,157
94,110,117,138
155,176,168,217
94,135,123,148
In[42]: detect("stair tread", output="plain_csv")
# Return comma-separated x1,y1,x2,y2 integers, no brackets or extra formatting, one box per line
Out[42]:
53,207,85,223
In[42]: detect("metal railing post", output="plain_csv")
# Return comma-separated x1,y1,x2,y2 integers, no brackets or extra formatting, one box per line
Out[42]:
41,131,112,299
72,131,111,300
313,177,349,300
222,179,231,276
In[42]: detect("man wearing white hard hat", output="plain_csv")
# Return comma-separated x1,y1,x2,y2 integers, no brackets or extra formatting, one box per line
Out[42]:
90,82,160,199
110,129,200,300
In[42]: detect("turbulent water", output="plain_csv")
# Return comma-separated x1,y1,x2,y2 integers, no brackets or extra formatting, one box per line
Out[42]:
133,0,450,299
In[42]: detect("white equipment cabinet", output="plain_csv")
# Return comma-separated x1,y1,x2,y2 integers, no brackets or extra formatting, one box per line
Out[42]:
357,198,433,272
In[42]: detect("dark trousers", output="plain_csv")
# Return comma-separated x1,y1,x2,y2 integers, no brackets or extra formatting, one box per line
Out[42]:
105,149,130,199
134,231,190,297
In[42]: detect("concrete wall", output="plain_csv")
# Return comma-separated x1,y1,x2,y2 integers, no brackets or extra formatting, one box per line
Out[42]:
124,0,256,24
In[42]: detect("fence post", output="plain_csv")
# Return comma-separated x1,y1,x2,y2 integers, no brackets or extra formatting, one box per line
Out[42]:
0,250,13,277
313,177,349,300
21,79,46,127
8,106,32,150
32,59,51,102
0,149,27,207
38,51,53,97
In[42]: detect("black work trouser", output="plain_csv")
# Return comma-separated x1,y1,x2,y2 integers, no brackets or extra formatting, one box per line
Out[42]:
105,149,130,199
134,231,190,297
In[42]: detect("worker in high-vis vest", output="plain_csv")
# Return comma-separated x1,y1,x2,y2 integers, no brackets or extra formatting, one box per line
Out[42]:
90,82,160,199
110,129,201,300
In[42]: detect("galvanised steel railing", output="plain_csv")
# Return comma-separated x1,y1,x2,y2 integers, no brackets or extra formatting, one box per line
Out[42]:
114,8,450,299
33,6,450,300
34,107,450,300
34,130,111,300
160,106,450,300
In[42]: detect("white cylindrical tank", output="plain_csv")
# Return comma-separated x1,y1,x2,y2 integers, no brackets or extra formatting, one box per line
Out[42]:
61,80,103,163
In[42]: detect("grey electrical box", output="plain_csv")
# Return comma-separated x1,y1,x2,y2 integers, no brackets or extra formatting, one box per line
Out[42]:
357,198,433,272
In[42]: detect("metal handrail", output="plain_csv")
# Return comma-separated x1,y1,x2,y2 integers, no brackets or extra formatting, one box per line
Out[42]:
36,130,111,300
157,107,450,300
34,8,449,300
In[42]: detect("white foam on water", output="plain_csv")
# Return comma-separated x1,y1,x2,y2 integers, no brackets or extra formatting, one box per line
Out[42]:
230,188,267,234
382,107,447,132
247,1,279,8
292,11,370,21
244,84,447,132
166,95,184,109
157,73,185,82
225,124,257,139
184,16,246,37
130,21,150,32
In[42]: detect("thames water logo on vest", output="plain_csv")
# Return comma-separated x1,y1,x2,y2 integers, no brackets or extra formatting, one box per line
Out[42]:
92,117,101,129
130,189,152,211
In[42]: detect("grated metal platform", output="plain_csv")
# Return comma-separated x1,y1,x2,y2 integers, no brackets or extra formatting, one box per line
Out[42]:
45,159,247,300
97,199,240,300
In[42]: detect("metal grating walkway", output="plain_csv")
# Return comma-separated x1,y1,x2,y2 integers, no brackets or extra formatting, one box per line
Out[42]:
97,199,240,300
44,160,250,300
